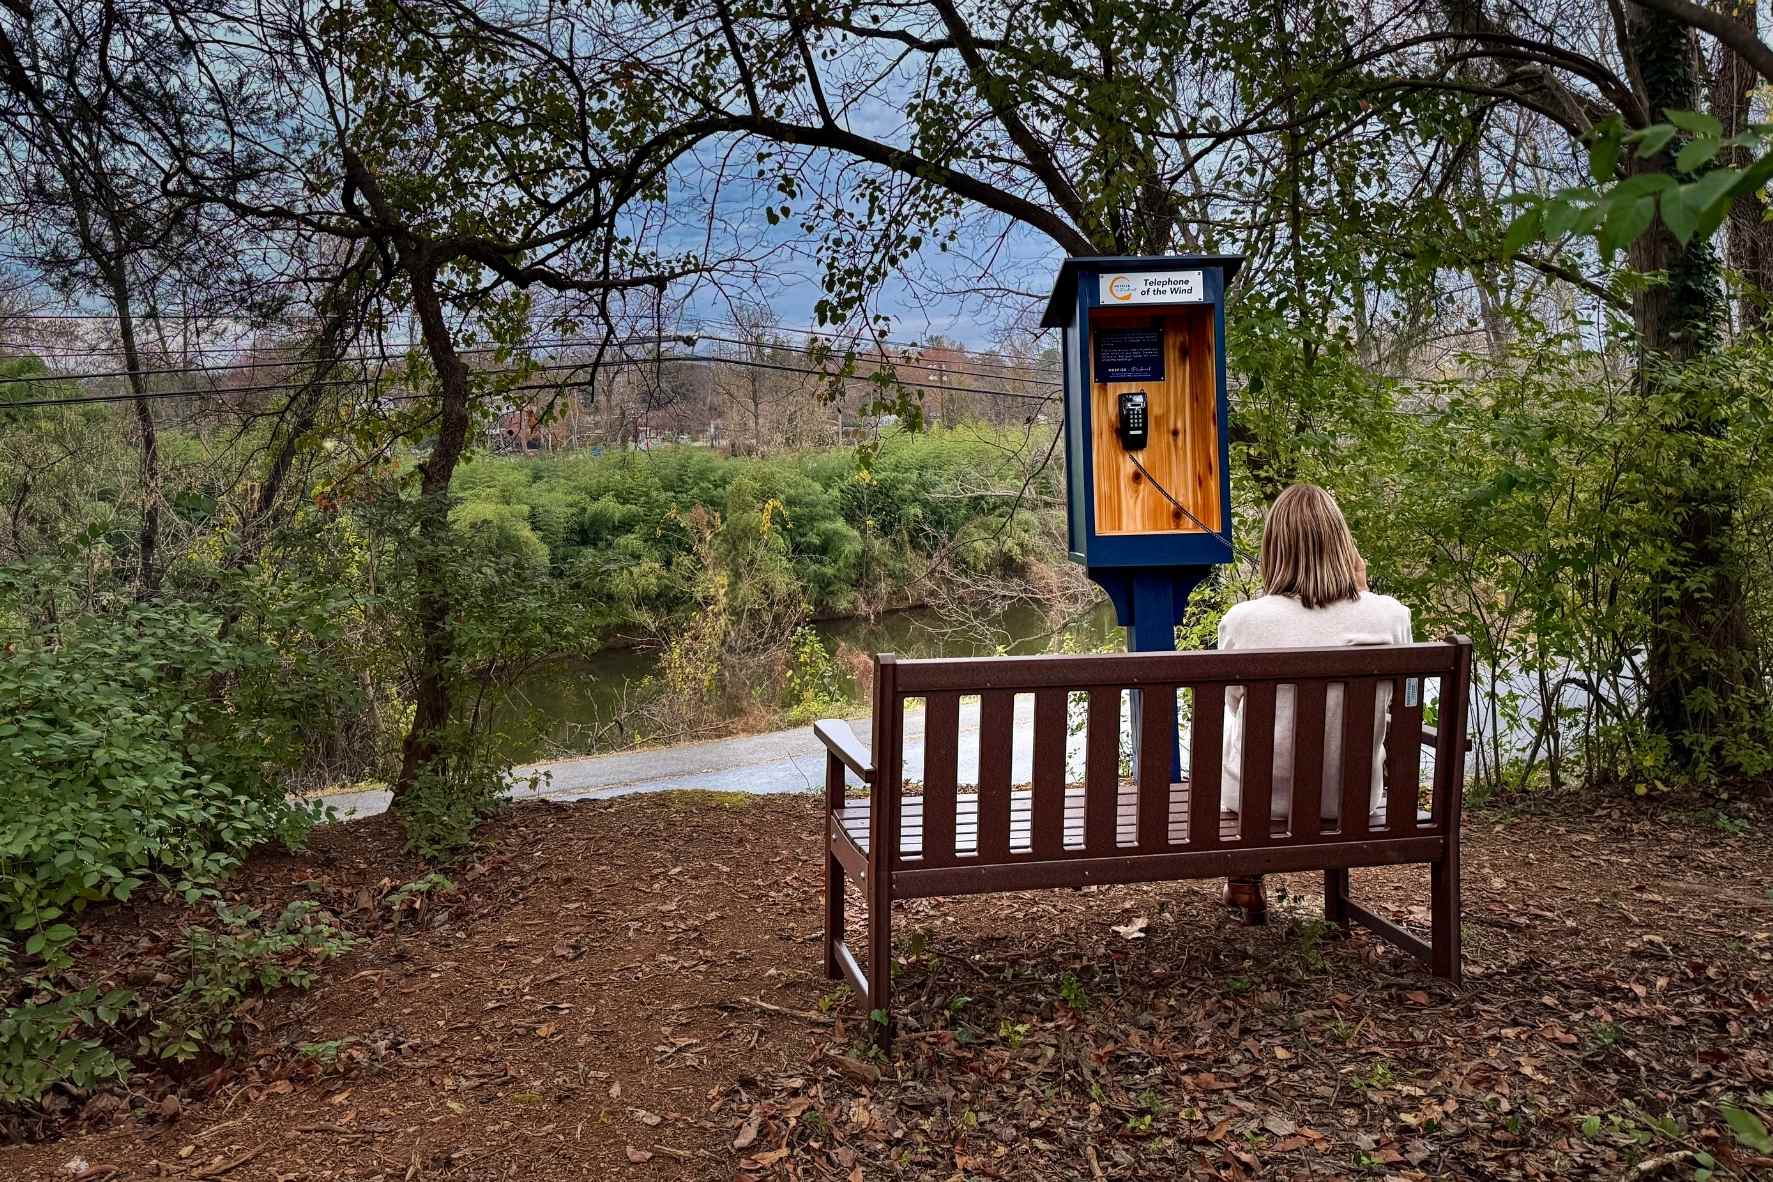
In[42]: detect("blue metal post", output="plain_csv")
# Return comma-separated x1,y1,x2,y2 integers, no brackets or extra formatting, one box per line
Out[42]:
1095,566,1209,782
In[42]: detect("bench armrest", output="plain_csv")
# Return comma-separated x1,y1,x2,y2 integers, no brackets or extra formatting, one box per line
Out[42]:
814,719,874,783
1420,725,1472,752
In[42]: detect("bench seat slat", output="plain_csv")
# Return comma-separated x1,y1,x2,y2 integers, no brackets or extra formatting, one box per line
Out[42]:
1189,684,1224,850
1138,685,1177,851
1386,676,1424,832
890,642,1460,694
1239,682,1276,844
1340,678,1377,839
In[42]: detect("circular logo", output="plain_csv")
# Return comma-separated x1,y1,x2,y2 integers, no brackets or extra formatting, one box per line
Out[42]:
1108,275,1134,301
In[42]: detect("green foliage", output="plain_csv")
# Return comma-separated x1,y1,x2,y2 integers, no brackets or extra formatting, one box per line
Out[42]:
385,872,456,925
0,988,131,1106
1506,115,1773,260
451,430,1032,627
0,571,327,970
143,901,358,1063
1315,325,1773,794
783,627,853,723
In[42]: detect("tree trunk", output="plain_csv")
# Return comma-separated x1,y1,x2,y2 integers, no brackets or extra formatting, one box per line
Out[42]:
1707,7,1773,333
393,257,475,803
108,280,161,594
1628,4,1751,771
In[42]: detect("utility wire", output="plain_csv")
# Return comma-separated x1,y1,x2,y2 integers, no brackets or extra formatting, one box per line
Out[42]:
0,352,1060,411
0,331,1056,391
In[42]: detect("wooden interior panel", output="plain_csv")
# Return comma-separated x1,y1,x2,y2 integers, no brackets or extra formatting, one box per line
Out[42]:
1088,304,1220,535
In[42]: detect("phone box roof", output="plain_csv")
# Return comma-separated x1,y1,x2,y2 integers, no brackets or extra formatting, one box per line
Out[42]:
1040,255,1246,329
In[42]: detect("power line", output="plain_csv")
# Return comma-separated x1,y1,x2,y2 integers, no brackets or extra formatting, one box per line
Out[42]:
0,336,690,389
2,312,1054,374
678,315,1054,372
0,331,1055,391
0,352,1060,411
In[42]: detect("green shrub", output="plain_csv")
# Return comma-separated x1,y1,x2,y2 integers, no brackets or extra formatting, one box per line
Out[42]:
0,988,131,1107
143,901,358,1062
0,580,325,970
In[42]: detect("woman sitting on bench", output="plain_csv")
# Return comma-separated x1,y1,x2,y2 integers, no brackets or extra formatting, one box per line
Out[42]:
1218,483,1413,923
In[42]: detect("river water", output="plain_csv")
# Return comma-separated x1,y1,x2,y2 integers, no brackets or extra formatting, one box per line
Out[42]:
498,601,1122,762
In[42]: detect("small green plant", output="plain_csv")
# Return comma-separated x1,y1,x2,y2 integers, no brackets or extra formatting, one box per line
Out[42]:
1722,1102,1772,1153
1292,918,1332,970
816,986,850,1013
783,628,853,723
298,1037,358,1067
1136,1088,1167,1119
1058,973,1089,1011
1226,976,1254,996
996,1019,1031,1049
385,872,455,930
0,987,132,1106
1353,1061,1395,1091
143,901,358,1062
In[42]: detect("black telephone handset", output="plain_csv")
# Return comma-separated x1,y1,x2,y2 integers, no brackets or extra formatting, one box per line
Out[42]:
1117,391,1149,450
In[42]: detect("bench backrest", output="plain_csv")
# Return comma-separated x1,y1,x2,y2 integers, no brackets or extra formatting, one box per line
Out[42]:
868,638,1472,870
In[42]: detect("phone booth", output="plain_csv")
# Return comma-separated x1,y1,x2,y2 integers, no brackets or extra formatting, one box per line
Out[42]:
1042,255,1243,771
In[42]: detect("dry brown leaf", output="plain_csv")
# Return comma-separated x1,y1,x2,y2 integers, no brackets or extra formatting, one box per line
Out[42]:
624,1146,653,1164
829,1053,882,1084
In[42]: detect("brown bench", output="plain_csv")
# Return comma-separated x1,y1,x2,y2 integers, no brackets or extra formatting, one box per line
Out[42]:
814,638,1473,1041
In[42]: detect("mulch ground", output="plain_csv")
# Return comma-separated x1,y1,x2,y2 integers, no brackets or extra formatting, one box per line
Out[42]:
3,791,1771,1182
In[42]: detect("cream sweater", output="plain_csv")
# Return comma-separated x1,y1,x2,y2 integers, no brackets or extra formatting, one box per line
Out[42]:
1216,591,1413,819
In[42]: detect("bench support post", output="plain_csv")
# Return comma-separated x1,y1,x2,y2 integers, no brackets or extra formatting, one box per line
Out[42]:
1093,567,1210,782
1323,867,1350,930
1431,857,1460,982
823,751,845,981
865,656,900,1045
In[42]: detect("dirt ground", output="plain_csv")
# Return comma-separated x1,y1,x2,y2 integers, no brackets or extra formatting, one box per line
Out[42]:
3,790,1770,1182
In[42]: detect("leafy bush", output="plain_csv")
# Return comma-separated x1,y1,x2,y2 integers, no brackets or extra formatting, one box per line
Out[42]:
0,577,325,970
143,901,358,1062
783,627,853,723
0,988,131,1107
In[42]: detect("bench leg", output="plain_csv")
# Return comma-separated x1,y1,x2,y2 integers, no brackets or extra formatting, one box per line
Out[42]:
823,846,843,981
1430,857,1461,983
867,875,892,1046
1324,868,1350,931
822,752,845,982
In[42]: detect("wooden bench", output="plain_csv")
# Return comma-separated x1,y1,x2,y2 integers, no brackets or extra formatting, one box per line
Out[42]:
813,638,1473,1041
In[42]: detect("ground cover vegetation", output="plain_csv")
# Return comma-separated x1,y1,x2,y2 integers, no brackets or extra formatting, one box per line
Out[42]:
1,0,1772,1158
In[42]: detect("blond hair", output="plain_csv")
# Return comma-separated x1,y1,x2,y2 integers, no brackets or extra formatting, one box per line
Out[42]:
1260,483,1363,609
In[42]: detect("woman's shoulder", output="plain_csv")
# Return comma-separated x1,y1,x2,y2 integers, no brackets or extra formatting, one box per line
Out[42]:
1356,590,1412,620
1222,594,1298,623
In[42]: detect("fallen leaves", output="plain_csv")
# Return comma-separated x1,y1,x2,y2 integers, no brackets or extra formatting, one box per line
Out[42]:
1111,916,1149,941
